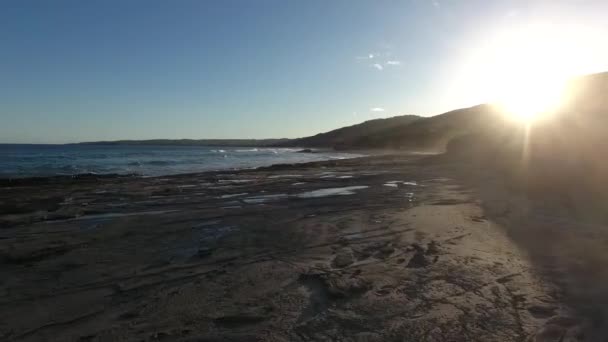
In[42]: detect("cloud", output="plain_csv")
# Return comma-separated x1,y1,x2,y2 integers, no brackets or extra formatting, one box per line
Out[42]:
372,63,384,71
386,60,401,66
370,107,385,112
432,0,440,8
356,53,376,60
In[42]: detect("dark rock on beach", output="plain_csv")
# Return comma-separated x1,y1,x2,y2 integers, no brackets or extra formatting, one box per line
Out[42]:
0,153,597,341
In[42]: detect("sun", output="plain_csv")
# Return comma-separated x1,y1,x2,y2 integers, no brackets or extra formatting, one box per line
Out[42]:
448,22,608,124
496,74,567,123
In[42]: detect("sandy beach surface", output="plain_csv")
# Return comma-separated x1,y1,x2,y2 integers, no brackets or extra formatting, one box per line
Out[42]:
0,154,600,341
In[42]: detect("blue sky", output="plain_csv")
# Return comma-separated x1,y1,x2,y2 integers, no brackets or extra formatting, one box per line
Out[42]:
2,0,608,143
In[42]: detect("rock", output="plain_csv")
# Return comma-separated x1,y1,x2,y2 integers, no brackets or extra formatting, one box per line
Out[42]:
373,245,394,259
471,215,486,222
406,249,430,268
1,244,71,264
332,251,354,268
118,309,140,320
350,269,362,277
213,313,267,328
352,332,382,342
426,240,440,255
527,305,557,318
326,275,371,298
427,327,443,342
546,316,580,328
197,247,214,258
534,324,566,341
296,149,314,153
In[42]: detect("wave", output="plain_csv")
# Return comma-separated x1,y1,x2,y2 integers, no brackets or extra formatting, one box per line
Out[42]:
128,160,173,166
0,145,362,178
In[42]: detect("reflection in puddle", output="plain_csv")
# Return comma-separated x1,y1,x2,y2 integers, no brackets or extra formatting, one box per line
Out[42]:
296,186,369,198
218,179,255,183
319,173,353,179
386,180,418,186
406,192,415,201
192,220,221,228
173,223,238,259
64,210,179,222
268,174,303,179
243,194,288,204
221,205,242,209
219,193,248,199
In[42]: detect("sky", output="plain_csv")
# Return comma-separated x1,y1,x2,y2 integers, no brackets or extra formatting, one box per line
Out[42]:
2,0,608,144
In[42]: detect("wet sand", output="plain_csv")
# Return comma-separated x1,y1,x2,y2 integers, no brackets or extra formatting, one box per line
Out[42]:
0,154,594,341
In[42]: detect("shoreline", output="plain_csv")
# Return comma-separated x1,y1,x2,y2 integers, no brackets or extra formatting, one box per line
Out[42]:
0,147,371,185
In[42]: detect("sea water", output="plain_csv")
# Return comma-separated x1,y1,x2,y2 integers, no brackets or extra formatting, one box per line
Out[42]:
0,144,361,178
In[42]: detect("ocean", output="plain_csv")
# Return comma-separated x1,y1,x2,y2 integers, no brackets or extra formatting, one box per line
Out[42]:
0,144,361,178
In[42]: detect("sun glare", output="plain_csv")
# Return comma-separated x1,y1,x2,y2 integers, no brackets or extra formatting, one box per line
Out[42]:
496,74,567,123
446,23,608,124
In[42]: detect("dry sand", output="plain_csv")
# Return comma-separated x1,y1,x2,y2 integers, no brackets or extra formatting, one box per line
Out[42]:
0,154,599,341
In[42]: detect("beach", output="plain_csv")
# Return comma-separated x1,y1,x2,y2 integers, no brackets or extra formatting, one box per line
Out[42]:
0,154,595,341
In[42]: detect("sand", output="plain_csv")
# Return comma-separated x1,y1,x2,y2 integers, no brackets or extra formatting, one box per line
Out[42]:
0,154,597,341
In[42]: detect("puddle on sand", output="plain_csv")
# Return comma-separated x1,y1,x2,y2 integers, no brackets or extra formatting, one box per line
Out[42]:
296,186,369,198
386,180,418,186
48,210,179,231
405,192,415,201
219,193,248,199
192,220,221,228
268,174,303,179
221,206,242,209
319,174,353,179
192,224,237,241
243,194,288,204
218,179,255,184
56,210,179,223
172,223,238,259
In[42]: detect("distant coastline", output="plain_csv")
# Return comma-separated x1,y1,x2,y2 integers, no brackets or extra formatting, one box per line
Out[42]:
75,138,291,147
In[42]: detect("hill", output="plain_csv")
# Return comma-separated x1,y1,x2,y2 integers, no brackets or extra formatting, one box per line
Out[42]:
280,115,422,148
281,105,502,151
343,104,502,151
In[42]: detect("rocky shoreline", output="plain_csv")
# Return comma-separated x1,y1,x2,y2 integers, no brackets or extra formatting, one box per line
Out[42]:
0,154,594,341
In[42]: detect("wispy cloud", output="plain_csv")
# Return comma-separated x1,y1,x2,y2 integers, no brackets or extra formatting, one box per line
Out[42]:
357,47,400,72
356,53,376,60
432,0,440,9
370,107,385,112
